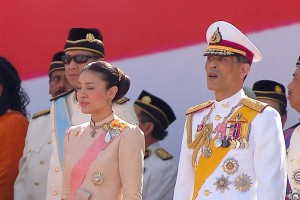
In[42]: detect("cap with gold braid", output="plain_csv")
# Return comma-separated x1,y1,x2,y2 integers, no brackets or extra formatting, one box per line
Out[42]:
252,80,287,108
134,90,176,130
64,27,105,57
48,51,65,76
204,21,262,64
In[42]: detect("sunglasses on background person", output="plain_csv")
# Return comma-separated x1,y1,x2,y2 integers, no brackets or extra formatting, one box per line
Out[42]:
62,54,101,64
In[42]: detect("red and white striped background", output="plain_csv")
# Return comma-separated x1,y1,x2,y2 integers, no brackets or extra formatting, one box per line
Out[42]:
1,1,300,160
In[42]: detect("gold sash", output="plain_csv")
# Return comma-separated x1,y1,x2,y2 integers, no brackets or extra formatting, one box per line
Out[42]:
191,105,260,200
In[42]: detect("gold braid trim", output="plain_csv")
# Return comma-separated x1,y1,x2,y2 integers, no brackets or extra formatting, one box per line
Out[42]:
186,114,211,170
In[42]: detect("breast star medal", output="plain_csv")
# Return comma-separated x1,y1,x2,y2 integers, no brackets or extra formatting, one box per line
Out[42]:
293,170,300,184
213,174,231,193
222,157,239,175
91,172,104,186
234,173,252,192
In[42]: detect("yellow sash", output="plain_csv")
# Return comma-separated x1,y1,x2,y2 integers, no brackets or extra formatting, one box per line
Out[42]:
191,105,260,200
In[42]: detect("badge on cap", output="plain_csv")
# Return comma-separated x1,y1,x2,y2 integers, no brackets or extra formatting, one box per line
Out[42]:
209,27,222,44
86,33,95,42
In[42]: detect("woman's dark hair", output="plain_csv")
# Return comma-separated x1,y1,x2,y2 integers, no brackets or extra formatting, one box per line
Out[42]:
81,61,130,101
0,57,30,117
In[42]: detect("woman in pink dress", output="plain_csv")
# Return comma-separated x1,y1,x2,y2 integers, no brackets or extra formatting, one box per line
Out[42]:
62,61,144,200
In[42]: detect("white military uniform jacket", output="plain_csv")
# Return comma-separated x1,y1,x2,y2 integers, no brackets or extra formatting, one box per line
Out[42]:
143,142,177,200
14,110,53,200
287,124,300,197
46,90,138,200
174,89,287,200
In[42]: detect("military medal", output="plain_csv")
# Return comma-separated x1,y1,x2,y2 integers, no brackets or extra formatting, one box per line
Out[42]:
221,139,229,148
234,173,252,192
214,138,222,148
238,138,245,149
293,170,300,184
213,174,231,193
235,140,241,149
215,123,226,148
91,172,104,186
202,145,212,158
229,139,237,149
222,157,239,175
109,128,120,138
104,132,111,142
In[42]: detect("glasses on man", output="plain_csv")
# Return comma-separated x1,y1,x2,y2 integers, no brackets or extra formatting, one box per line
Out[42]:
62,54,101,64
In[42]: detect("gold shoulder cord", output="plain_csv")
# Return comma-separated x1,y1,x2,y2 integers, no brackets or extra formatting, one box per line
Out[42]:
186,108,213,170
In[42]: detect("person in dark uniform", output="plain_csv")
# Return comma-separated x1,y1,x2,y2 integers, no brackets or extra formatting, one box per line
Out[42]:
284,56,300,200
252,80,287,127
134,90,177,200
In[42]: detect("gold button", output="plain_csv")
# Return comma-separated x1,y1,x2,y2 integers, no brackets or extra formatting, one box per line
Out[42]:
34,181,39,186
54,167,59,172
40,160,45,164
204,189,211,196
214,115,221,121
52,191,58,196
48,139,52,144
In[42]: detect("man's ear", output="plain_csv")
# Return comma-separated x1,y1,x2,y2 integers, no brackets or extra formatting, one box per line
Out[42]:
141,121,155,136
240,63,250,79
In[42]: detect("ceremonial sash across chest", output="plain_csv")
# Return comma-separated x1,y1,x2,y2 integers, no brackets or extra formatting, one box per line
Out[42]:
189,105,260,200
54,96,71,167
284,123,300,198
70,120,128,199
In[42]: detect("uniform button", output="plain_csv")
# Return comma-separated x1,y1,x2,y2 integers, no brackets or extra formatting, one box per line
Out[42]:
40,160,45,164
28,149,32,153
54,167,59,172
48,139,52,144
204,189,211,196
34,181,39,186
52,191,58,196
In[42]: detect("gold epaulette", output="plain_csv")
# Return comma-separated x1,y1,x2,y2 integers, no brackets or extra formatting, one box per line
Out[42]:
32,109,50,119
115,96,130,105
186,100,214,115
241,97,268,113
155,148,173,160
50,88,75,101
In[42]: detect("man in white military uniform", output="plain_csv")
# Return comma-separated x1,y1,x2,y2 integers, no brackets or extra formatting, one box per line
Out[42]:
134,90,177,200
284,56,300,200
174,21,286,200
14,51,71,200
46,28,138,200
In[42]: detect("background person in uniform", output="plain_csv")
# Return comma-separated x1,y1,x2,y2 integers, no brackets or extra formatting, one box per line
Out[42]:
46,28,138,200
284,56,300,200
62,61,144,200
14,51,71,200
134,90,177,200
252,80,287,127
0,56,30,200
174,21,286,200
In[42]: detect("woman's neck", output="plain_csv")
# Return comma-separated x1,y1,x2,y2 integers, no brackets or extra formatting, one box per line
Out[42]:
91,106,113,123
